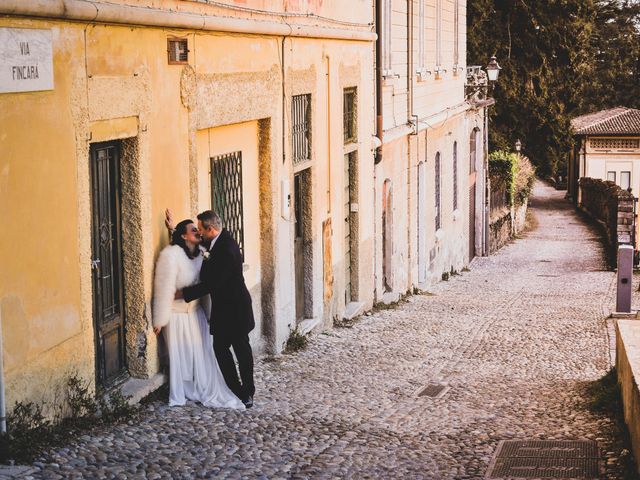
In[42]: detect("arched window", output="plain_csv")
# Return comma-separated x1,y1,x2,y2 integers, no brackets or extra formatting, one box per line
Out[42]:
435,152,441,231
453,141,458,211
469,128,479,173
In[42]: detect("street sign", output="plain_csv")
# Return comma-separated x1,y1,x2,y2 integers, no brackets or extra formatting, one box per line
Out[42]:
0,28,53,94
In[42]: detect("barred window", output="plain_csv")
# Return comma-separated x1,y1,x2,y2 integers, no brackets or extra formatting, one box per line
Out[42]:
453,141,458,211
607,171,616,183
590,138,640,150
343,87,357,144
292,94,311,164
622,171,631,190
210,151,244,259
435,152,441,231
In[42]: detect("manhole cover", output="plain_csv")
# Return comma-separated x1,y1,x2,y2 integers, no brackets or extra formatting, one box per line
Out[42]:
486,440,599,479
536,274,560,278
417,383,447,398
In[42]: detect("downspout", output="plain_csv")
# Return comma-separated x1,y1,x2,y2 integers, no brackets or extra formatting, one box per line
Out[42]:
0,310,5,434
407,0,415,283
483,106,490,256
374,0,383,165
325,54,332,214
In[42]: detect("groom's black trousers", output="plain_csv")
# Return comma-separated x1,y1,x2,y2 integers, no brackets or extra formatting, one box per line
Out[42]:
213,333,255,400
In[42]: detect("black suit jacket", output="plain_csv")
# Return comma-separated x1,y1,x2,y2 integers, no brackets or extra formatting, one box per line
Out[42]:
183,229,255,338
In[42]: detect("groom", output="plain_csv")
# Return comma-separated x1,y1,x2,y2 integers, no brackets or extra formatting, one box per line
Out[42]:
179,210,255,408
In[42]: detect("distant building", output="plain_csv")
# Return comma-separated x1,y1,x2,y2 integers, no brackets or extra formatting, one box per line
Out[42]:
569,107,640,202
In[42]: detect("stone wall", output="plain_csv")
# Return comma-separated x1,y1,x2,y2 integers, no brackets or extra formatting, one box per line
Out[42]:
489,200,529,254
578,177,635,255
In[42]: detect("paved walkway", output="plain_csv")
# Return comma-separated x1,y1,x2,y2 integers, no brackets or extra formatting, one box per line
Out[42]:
29,182,629,479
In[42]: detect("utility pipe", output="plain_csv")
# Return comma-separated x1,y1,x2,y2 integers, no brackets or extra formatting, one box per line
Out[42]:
374,0,384,165
0,0,377,41
0,309,5,434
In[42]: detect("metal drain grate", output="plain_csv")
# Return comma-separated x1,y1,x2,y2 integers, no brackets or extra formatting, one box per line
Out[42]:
417,383,447,398
486,440,599,479
536,274,560,278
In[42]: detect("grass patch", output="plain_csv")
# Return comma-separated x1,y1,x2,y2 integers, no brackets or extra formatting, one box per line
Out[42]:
584,368,638,479
284,328,308,353
0,373,136,465
585,368,622,413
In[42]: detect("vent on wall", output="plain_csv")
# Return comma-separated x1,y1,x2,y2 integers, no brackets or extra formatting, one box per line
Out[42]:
590,137,639,150
167,38,189,64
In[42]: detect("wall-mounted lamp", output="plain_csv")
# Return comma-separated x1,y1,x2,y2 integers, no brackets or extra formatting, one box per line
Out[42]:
515,139,522,152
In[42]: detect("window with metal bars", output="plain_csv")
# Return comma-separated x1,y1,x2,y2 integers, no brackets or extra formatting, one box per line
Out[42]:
292,94,311,164
167,38,189,64
435,152,441,231
210,151,245,259
343,87,357,144
453,142,458,211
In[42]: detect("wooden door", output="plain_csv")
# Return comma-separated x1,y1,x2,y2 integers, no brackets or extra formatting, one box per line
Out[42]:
344,153,352,304
417,162,427,284
90,142,126,387
294,172,305,321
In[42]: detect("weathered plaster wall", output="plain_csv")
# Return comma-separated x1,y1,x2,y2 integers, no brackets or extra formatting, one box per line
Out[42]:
0,9,376,413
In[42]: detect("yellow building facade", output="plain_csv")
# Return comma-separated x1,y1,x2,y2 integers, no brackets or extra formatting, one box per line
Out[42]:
0,0,376,412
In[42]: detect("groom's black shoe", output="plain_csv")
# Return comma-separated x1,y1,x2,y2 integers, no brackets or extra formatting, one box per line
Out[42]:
242,396,253,409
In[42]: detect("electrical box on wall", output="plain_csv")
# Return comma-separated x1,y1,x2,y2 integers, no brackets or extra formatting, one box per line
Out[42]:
281,179,290,219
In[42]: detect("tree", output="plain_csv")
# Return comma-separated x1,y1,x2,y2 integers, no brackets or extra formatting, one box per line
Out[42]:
468,0,640,177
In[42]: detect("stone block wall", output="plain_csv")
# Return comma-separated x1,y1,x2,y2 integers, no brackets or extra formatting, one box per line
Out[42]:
578,177,635,252
489,200,528,254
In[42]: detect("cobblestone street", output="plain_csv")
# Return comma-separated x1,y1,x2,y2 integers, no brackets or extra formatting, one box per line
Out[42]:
29,182,630,479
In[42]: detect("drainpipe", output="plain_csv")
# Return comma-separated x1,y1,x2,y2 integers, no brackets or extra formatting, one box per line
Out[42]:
483,106,490,256
0,310,5,434
374,0,383,165
325,54,332,214
407,0,415,284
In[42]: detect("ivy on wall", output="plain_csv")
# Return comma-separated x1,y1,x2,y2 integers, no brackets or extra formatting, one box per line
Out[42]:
489,150,536,206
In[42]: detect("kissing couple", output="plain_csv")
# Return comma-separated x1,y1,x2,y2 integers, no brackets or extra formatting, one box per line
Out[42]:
152,210,255,409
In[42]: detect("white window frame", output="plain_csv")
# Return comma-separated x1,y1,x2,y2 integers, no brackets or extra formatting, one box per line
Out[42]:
453,0,460,73
383,0,393,75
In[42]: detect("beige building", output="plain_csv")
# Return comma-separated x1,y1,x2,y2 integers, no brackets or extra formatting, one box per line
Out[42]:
0,0,376,412
0,0,494,415
374,0,491,301
569,107,640,201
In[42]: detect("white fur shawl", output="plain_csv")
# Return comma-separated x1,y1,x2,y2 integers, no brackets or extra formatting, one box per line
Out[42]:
152,245,205,328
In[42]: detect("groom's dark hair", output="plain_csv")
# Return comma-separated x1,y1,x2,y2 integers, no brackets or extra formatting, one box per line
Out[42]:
198,210,223,231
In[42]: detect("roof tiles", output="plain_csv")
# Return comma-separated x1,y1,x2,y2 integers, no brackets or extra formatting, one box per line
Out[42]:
571,107,640,135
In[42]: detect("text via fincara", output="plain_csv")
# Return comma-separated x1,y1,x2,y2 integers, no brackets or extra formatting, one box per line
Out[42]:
0,28,53,94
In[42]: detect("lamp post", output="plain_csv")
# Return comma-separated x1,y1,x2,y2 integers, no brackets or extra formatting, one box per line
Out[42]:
515,139,522,152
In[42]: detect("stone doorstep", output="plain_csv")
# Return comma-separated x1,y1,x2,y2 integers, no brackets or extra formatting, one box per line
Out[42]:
343,301,365,321
0,465,37,479
119,373,167,406
381,291,401,305
610,311,640,319
297,317,322,336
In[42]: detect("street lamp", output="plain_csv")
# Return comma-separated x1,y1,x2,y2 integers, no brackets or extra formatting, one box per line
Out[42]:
515,139,522,152
465,56,502,100
486,56,502,82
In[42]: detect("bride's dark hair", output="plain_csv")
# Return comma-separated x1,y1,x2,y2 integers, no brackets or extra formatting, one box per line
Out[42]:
171,219,200,259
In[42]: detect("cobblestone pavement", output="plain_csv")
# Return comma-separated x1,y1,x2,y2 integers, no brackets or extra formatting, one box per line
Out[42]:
27,182,631,479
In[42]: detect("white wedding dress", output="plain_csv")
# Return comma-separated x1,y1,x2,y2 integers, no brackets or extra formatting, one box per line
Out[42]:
152,244,244,409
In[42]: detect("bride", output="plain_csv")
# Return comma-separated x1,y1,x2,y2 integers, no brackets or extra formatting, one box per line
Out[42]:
152,219,244,409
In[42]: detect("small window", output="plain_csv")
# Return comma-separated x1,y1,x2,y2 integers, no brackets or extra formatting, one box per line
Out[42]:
343,88,357,144
292,94,311,164
383,0,392,72
167,38,189,64
453,0,460,68
607,171,616,183
621,171,631,190
435,152,441,231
